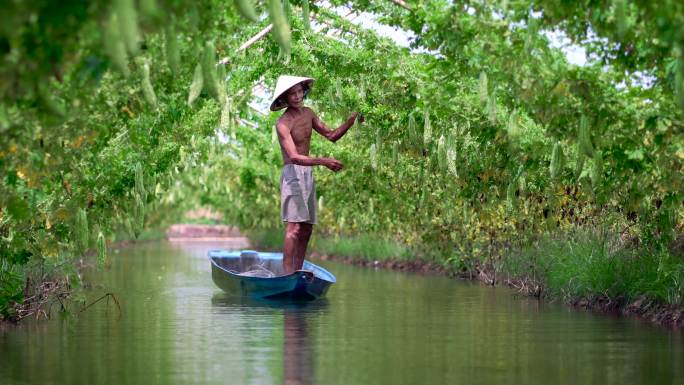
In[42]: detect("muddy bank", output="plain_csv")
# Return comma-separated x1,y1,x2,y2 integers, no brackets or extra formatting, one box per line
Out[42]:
310,251,684,329
1,234,168,324
3,226,247,324
572,296,684,328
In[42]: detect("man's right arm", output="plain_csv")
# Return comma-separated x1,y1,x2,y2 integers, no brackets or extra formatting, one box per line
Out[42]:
276,121,343,171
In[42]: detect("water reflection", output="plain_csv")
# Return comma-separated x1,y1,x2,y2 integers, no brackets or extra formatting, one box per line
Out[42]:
211,294,326,385
283,307,314,385
1,241,682,385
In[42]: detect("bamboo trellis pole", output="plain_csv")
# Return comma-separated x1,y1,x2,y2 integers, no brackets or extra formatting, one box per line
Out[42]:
390,0,413,11
218,24,273,65
220,1,372,64
216,1,384,117
311,12,361,37
237,24,273,52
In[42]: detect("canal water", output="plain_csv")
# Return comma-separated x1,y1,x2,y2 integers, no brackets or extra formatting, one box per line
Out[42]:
1,240,682,385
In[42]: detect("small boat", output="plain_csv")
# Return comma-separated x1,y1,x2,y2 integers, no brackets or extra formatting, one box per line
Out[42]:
208,250,336,300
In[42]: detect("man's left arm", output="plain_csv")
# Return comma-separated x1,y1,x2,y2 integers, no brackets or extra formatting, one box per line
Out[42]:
312,110,362,143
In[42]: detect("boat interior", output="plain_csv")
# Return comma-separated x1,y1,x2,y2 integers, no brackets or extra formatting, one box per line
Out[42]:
211,252,285,277
209,250,335,282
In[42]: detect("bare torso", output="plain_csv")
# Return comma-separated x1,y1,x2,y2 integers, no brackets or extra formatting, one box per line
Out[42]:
277,107,315,164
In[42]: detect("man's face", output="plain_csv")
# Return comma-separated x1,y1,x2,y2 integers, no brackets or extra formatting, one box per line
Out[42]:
285,84,305,107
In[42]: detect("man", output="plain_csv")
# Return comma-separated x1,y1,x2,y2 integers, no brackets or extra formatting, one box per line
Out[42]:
269,75,362,274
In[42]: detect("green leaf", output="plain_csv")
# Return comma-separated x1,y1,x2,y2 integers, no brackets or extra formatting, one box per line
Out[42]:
625,148,644,161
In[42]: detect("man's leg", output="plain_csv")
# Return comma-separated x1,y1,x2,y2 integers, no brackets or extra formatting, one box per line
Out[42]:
283,222,301,274
283,222,313,274
293,223,313,270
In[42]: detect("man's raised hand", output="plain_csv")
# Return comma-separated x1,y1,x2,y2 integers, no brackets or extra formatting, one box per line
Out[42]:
350,112,365,124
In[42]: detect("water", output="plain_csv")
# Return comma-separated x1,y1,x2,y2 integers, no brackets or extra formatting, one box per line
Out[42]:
1,240,682,385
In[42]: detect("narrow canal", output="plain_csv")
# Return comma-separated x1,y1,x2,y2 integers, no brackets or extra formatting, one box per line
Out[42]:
1,240,682,385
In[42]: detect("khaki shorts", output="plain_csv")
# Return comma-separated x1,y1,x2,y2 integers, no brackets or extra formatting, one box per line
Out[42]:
280,164,317,224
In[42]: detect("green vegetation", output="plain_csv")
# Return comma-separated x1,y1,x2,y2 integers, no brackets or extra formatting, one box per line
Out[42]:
247,228,408,261
177,217,224,226
1,0,683,321
316,235,409,262
113,228,167,242
502,230,684,305
0,1,244,320
244,228,285,251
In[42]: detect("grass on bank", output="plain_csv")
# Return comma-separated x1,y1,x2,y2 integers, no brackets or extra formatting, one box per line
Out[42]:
501,230,684,305
245,227,684,307
177,217,224,225
106,222,684,316
245,228,410,262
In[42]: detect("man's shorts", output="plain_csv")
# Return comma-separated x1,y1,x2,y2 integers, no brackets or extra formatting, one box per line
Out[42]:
280,164,317,224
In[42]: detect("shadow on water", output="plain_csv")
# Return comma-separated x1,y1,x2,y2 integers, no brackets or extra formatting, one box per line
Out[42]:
211,293,326,385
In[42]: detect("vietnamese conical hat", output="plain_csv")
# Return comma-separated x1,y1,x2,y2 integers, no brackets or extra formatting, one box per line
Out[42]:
269,75,315,111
